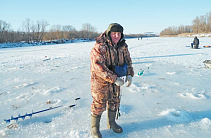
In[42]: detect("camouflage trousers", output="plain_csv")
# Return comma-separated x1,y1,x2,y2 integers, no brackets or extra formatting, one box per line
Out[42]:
91,85,121,115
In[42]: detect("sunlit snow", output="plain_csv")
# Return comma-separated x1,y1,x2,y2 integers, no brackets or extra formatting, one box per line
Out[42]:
0,37,211,138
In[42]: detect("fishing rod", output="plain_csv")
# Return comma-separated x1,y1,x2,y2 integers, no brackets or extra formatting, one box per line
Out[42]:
4,97,81,124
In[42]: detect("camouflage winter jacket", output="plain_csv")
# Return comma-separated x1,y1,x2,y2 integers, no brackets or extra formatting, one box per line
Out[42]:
90,31,134,97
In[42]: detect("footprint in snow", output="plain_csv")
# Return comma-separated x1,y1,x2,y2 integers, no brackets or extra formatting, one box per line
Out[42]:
124,82,157,93
124,83,141,93
141,83,156,90
159,109,191,122
46,99,61,105
15,82,37,89
15,92,34,101
180,92,208,100
43,87,65,95
70,66,84,70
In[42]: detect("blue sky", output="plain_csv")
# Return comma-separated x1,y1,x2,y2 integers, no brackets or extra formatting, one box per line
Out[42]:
1,0,211,34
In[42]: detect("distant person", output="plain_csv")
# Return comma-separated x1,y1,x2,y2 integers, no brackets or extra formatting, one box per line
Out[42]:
90,23,134,138
191,36,199,49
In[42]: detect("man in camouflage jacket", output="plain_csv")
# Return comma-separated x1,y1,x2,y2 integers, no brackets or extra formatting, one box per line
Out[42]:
90,23,134,138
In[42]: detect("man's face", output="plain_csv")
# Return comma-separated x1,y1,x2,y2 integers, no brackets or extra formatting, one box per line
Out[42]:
110,32,121,45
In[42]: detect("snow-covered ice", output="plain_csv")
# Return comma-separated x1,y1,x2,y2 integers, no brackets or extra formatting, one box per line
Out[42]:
0,37,211,138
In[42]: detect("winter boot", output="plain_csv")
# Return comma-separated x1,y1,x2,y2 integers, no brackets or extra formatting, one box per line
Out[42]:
107,110,123,133
91,114,102,138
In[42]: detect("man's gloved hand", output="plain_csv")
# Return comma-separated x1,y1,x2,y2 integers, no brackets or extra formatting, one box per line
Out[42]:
114,77,124,86
126,75,132,87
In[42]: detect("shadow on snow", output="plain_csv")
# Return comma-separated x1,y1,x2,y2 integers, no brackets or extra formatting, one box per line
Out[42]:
133,53,201,60
110,109,211,137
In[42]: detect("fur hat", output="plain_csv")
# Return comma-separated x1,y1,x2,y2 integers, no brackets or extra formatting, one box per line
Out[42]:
106,23,124,40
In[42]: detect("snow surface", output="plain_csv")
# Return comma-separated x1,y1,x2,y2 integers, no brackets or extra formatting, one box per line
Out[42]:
0,37,211,138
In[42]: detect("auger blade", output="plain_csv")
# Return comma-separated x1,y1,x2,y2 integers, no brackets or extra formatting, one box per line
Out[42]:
4,119,10,124
13,117,19,122
20,114,26,120
27,113,33,118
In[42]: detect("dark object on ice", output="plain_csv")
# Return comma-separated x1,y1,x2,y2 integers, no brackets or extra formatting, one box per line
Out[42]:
203,45,211,48
191,37,199,49
4,105,62,124
138,70,144,76
203,60,211,68
4,97,81,124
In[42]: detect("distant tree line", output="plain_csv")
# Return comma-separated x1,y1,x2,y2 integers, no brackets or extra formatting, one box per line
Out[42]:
160,11,211,36
0,18,100,43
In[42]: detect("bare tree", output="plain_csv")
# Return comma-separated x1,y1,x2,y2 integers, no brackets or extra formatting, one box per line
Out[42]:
30,21,36,42
36,20,49,42
49,25,62,40
21,18,32,42
192,16,200,33
199,15,206,33
81,23,96,39
207,12,211,33
0,20,11,43
62,25,75,32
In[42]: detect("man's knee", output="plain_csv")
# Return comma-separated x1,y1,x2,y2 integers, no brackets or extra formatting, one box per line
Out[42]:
193,45,199,49
91,102,106,115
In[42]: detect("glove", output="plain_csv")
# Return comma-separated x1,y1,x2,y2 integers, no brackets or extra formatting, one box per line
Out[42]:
114,77,124,86
126,75,132,87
